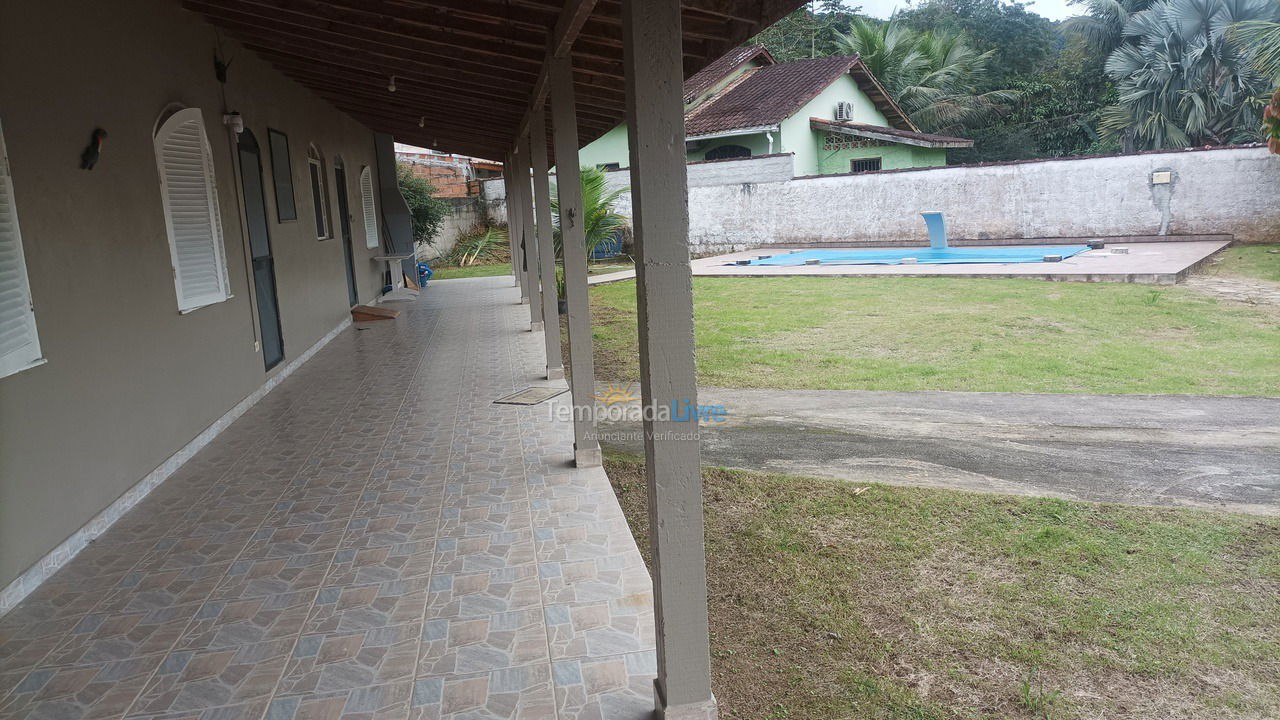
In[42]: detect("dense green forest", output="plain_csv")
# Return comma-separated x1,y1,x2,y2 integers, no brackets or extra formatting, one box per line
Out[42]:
753,0,1280,162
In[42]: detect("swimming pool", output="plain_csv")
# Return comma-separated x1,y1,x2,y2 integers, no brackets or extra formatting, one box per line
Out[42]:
745,245,1092,266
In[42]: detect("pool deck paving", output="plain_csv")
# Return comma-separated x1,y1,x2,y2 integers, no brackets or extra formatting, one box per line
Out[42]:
588,240,1230,285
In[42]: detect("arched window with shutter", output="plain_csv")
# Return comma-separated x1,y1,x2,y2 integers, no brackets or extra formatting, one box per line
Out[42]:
154,107,230,313
360,166,379,249
0,118,44,379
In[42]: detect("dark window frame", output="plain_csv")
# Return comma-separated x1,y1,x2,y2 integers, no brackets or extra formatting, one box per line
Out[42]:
267,128,298,222
850,157,883,173
704,144,752,161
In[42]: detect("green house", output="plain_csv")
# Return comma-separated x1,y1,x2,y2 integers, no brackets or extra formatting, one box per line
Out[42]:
577,45,973,176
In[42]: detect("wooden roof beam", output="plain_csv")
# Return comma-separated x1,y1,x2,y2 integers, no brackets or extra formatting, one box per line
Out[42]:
514,0,603,143
194,11,545,82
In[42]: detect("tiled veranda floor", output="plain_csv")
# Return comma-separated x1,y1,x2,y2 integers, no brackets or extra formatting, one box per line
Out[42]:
0,277,655,720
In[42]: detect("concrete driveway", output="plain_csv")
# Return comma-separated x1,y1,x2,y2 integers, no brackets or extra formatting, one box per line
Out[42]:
597,387,1280,515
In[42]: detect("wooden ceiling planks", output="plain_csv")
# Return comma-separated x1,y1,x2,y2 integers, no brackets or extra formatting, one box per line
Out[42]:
184,0,805,159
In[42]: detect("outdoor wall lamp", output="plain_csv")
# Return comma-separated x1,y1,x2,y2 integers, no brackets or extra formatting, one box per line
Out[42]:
222,112,244,135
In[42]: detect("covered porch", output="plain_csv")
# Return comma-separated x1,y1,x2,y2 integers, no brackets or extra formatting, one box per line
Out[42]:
0,1,809,717
0,278,653,719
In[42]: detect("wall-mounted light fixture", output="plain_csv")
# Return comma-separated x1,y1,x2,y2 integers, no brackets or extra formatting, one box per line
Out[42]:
387,75,397,92
222,111,244,135
418,116,425,128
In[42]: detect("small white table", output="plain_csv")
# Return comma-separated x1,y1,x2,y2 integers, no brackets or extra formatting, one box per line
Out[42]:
373,253,417,292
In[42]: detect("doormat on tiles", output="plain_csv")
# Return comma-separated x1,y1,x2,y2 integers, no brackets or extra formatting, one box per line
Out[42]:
493,387,569,405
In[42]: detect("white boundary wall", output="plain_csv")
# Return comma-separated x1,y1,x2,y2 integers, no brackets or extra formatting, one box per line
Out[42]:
483,146,1280,253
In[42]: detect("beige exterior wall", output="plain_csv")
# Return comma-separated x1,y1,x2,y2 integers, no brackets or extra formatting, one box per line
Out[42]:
0,0,389,587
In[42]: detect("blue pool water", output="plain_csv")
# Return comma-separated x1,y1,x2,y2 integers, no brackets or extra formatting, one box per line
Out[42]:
745,246,1091,266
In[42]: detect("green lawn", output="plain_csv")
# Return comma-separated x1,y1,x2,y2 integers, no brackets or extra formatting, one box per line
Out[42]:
587,277,1280,396
430,263,511,280
606,453,1280,720
1211,244,1280,283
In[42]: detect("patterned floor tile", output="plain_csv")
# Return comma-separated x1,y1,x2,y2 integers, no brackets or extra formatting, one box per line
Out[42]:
324,542,435,587
438,503,532,539
534,523,640,564
424,566,541,620
276,623,420,696
210,553,335,601
552,651,656,720
409,663,555,720
537,553,651,606
304,578,430,634
136,532,256,572
432,533,535,575
418,610,548,676
442,480,528,509
2,277,660,719
129,638,294,716
267,681,413,720
341,513,439,549
240,523,347,562
173,590,317,652
43,603,201,667
0,653,164,720
96,563,234,615
543,594,655,659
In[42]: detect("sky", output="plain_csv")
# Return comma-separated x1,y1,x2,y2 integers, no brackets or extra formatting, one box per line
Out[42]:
856,0,1079,22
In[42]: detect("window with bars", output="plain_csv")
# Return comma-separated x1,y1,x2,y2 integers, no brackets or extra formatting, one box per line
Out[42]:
850,157,882,173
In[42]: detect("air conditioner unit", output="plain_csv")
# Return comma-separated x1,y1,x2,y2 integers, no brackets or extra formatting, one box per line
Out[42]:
835,101,855,121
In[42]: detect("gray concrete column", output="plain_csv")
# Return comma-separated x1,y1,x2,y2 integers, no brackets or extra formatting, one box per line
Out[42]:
506,155,528,302
512,149,532,307
516,136,543,330
622,0,717,717
501,160,517,288
548,54,600,467
530,110,565,380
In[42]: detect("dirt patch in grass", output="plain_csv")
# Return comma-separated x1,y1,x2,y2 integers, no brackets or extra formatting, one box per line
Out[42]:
604,453,1280,719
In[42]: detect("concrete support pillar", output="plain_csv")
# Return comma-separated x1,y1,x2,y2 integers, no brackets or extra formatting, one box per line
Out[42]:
622,0,716,717
509,147,529,303
506,155,528,302
501,160,517,288
516,136,543,330
548,54,600,467
530,110,565,380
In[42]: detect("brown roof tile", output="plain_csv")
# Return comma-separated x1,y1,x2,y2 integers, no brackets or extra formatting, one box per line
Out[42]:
685,54,863,136
810,118,973,148
683,44,775,104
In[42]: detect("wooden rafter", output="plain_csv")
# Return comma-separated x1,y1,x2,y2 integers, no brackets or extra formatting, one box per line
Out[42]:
180,0,806,157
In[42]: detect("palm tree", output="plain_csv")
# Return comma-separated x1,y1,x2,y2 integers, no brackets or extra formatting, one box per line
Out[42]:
833,18,1017,135
1230,19,1280,153
1231,19,1280,79
1099,0,1278,149
550,165,629,260
1062,0,1153,55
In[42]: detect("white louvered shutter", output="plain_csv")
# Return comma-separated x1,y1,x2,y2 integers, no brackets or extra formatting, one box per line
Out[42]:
0,120,43,379
155,108,230,312
360,166,379,249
